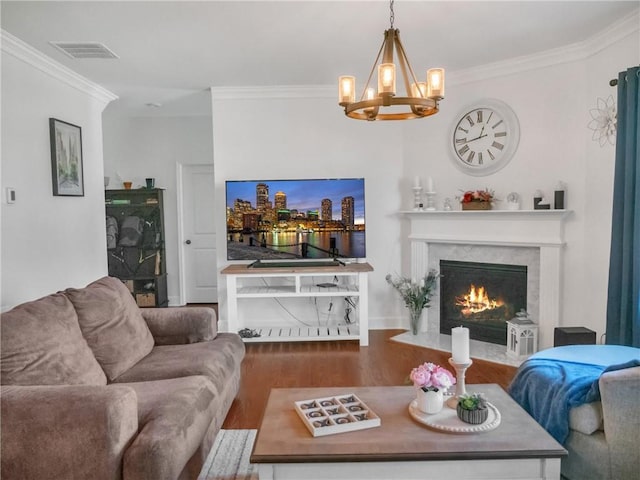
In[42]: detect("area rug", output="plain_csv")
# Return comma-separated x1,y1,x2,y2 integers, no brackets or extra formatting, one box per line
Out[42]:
198,429,258,480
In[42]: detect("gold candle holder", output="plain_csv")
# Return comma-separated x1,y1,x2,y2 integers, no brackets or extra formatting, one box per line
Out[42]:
446,357,473,409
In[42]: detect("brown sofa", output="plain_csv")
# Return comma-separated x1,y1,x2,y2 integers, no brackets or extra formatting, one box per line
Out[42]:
0,276,245,480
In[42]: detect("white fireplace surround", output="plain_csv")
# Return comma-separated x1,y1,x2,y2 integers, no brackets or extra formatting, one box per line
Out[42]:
403,209,572,359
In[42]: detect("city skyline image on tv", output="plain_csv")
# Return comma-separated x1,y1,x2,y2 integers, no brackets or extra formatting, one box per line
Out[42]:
225,178,366,261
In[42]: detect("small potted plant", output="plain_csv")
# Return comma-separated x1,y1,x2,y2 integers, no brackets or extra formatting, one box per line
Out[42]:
456,392,489,424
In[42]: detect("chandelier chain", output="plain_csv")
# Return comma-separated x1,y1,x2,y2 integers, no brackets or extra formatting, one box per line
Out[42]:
389,0,395,28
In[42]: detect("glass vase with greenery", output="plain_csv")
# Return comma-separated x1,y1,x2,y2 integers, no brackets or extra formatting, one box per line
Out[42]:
385,269,439,335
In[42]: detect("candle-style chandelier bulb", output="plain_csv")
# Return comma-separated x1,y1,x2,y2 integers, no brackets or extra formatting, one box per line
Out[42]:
338,76,356,105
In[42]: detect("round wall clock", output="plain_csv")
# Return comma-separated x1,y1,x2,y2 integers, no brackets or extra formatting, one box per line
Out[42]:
450,99,520,176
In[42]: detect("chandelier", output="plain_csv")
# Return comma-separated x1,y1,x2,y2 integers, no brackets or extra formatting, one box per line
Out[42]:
338,0,444,121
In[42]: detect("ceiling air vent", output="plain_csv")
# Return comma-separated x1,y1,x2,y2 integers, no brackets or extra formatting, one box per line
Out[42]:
49,41,119,59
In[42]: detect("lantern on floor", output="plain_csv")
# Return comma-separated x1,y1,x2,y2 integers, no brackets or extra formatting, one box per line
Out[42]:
506,310,538,359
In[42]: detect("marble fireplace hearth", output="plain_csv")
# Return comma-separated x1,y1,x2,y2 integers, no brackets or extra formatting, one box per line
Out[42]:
391,330,524,366
399,209,572,366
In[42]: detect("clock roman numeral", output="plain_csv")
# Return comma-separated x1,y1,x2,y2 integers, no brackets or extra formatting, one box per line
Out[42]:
495,132,507,137
457,126,469,134
478,152,483,165
477,110,483,123
455,138,468,144
458,145,470,156
492,119,504,129
492,141,504,150
467,151,475,164
466,115,475,127
488,149,495,160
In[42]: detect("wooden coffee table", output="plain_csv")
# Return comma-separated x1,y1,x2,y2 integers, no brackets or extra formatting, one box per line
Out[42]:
251,385,566,480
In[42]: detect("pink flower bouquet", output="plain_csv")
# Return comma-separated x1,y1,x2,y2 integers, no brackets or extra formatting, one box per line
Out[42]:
410,362,456,392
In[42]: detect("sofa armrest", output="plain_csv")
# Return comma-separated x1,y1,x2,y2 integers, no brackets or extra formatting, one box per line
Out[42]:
1,384,138,480
599,365,640,478
141,307,217,345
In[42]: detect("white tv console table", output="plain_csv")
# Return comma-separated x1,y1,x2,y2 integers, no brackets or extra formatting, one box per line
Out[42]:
221,262,373,346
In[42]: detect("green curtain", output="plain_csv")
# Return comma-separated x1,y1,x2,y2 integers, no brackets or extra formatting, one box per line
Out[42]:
606,66,640,347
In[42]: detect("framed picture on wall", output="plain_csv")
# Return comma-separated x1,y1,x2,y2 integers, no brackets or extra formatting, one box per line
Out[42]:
49,118,84,196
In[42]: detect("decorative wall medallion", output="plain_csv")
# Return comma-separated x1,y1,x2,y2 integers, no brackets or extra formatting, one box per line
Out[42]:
587,95,616,147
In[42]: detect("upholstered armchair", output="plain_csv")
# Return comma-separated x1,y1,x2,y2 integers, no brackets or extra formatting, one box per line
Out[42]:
562,365,640,479
508,345,640,480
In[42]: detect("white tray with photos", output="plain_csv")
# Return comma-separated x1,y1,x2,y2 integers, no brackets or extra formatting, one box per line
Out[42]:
294,393,381,437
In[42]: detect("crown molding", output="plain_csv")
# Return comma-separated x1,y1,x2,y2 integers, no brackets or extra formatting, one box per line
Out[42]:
1,29,118,106
211,85,334,100
213,8,639,99
582,8,639,57
449,8,639,87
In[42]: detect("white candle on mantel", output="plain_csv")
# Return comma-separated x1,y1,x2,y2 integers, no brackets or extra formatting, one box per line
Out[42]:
414,176,421,188
451,326,470,363
427,176,434,192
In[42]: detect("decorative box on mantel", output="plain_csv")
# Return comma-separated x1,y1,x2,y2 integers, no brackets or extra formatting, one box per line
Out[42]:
507,317,539,359
461,201,492,211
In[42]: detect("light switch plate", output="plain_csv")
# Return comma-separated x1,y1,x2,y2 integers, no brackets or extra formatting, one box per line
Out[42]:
6,188,16,204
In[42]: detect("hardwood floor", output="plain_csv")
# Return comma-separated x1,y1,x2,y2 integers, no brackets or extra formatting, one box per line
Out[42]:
222,329,517,429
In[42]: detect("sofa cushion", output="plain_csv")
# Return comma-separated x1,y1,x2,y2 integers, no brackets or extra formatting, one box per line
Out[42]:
65,276,154,381
569,401,603,435
121,376,216,480
1,293,107,386
112,333,245,393
1,384,138,480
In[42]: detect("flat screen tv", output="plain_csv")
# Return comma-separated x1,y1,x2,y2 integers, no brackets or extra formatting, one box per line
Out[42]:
225,178,365,262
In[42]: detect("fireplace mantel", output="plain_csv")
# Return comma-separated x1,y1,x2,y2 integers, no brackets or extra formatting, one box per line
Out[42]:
402,209,573,350
402,209,572,247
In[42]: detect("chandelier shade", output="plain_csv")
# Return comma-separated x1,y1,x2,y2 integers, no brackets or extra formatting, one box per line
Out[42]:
338,1,445,121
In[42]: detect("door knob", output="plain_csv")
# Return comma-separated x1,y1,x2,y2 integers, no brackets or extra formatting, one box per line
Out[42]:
185,239,192,245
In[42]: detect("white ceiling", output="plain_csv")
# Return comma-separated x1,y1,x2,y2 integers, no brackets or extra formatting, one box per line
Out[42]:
2,1,638,117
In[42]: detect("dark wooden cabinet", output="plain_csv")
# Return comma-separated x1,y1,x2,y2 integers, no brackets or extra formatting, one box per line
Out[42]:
105,188,168,307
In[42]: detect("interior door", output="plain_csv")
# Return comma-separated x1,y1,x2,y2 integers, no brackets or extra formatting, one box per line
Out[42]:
181,164,217,303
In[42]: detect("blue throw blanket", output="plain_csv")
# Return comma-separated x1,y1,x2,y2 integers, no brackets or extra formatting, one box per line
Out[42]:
508,347,640,445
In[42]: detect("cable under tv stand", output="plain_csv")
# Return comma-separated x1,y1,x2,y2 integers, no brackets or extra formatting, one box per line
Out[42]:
247,258,346,269
220,262,373,346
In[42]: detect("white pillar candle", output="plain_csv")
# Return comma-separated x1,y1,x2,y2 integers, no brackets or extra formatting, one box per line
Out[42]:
414,176,421,188
451,326,470,363
427,176,434,192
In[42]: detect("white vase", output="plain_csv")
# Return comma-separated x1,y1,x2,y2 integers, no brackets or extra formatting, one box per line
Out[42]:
416,388,444,414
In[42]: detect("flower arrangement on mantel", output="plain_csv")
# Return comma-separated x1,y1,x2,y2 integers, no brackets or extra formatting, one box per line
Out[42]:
459,189,495,211
385,270,439,335
409,362,456,392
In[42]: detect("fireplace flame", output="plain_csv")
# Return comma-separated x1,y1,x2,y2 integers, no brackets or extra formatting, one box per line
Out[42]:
455,284,504,316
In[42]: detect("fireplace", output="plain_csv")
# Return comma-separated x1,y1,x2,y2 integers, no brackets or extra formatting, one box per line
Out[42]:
440,260,527,346
405,209,570,351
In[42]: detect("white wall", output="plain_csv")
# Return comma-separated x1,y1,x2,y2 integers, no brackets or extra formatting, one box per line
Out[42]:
0,32,115,309
582,24,640,341
211,17,638,337
97,13,638,339
211,93,405,329
401,20,639,339
101,112,214,305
